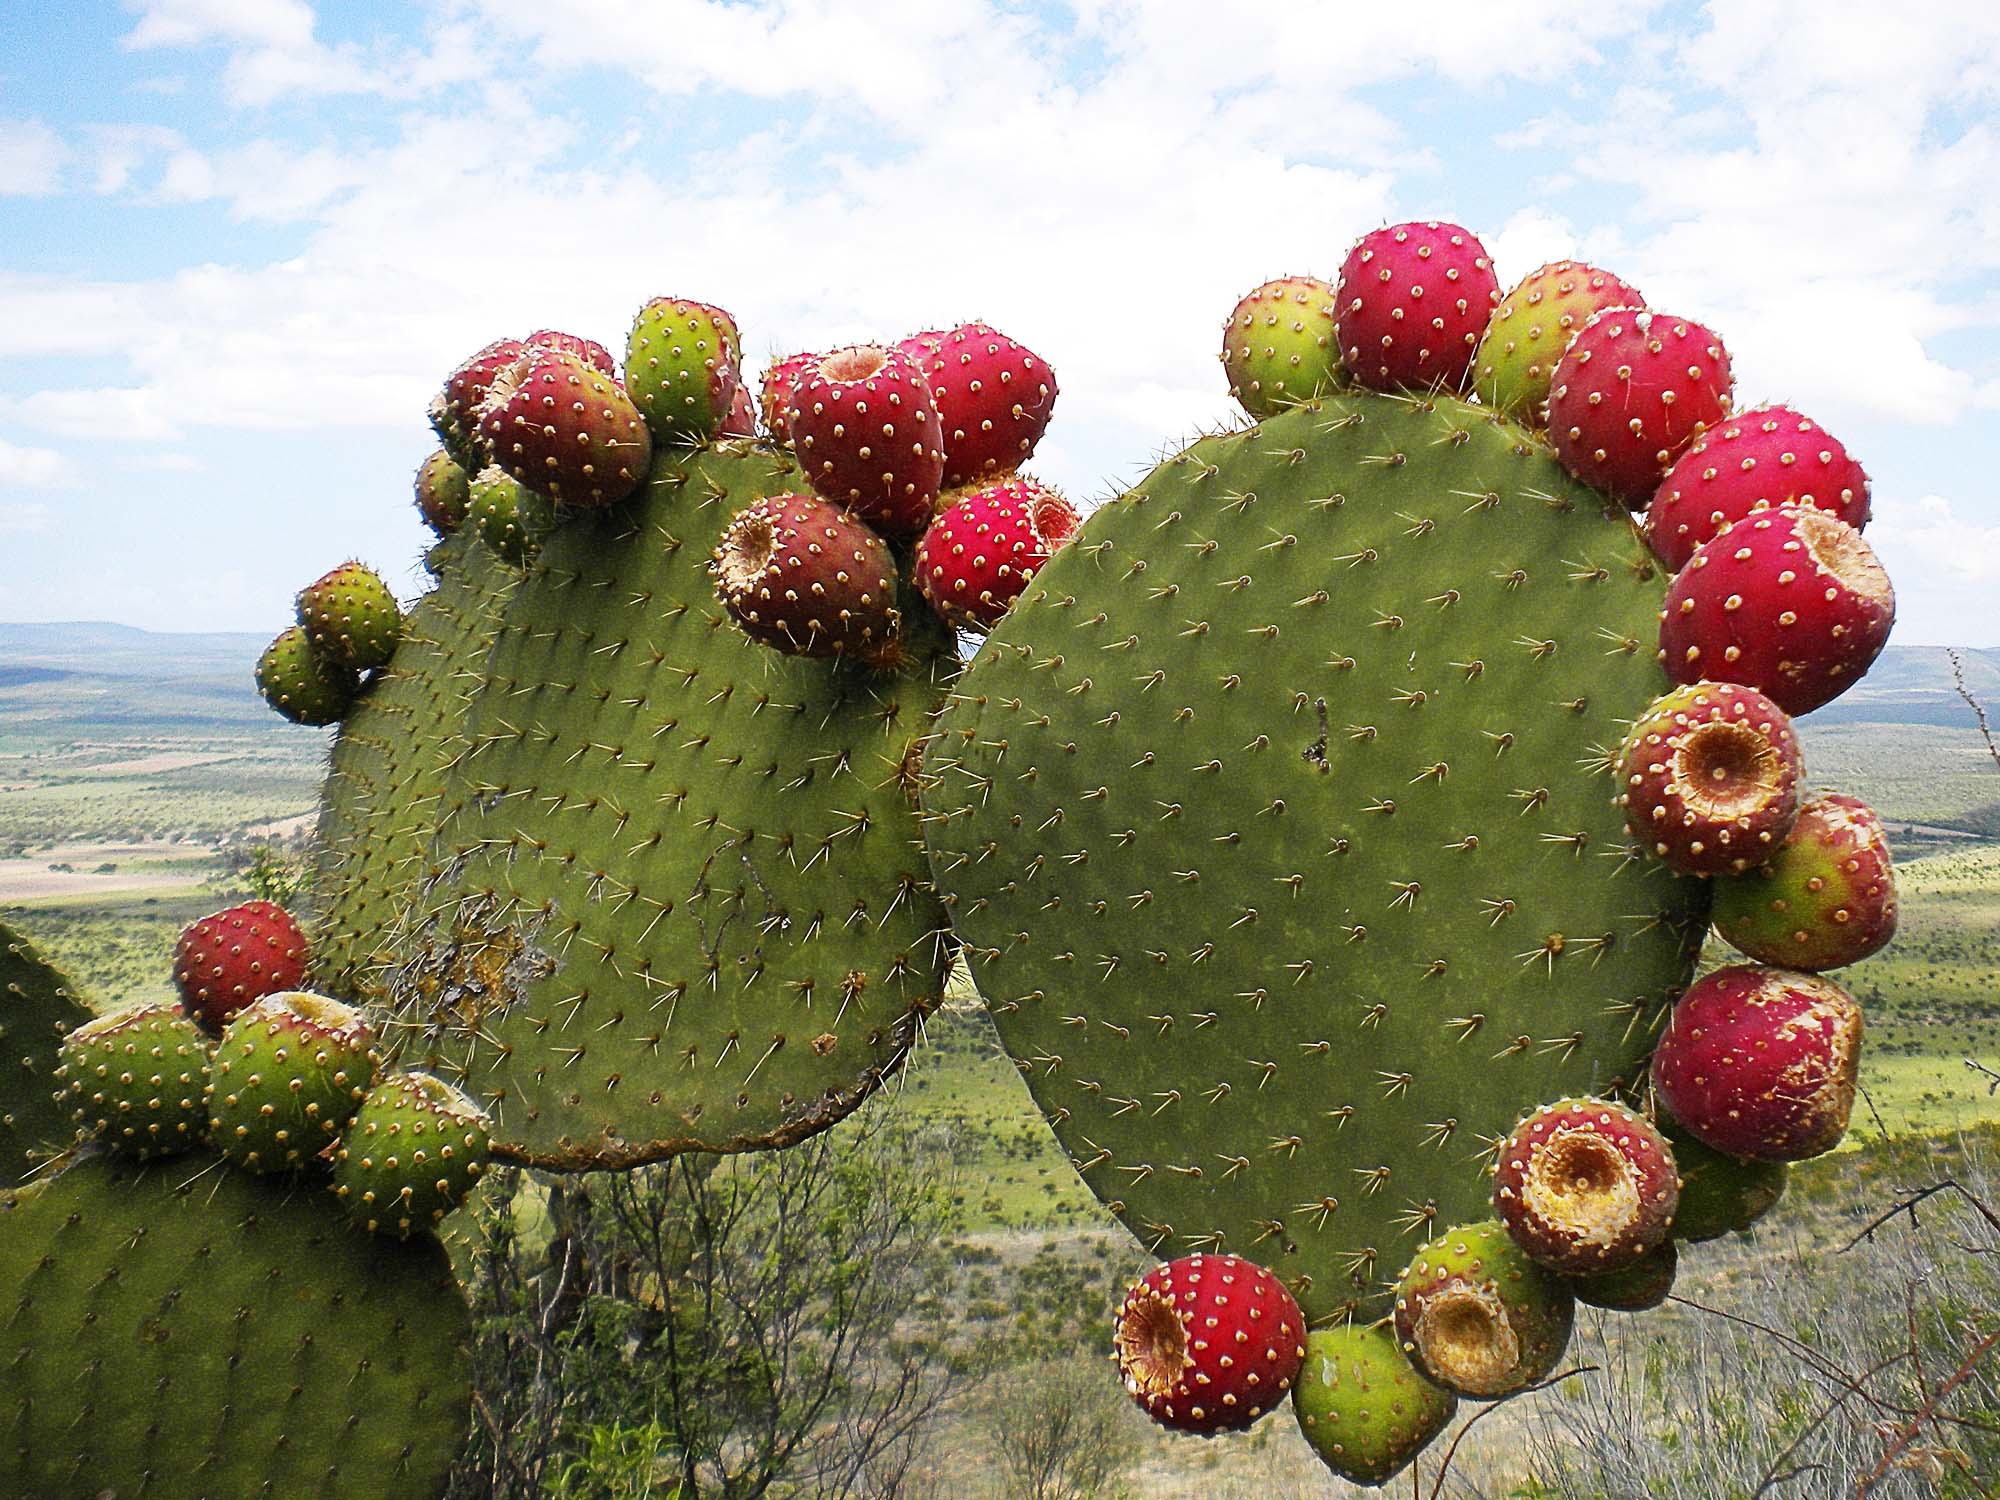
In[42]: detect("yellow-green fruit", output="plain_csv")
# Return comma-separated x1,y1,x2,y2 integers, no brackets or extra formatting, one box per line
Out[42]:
54,1001,211,1160
298,561,404,672
208,993,379,1172
330,1071,492,1239
1393,1220,1575,1398
1292,1324,1456,1486
1220,276,1344,418
1474,261,1643,424
255,624,358,726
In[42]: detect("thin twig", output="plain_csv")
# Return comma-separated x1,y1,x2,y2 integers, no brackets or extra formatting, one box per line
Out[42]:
1425,1365,1599,1499
1949,648,2000,773
1841,1179,2000,1251
1855,1325,2000,1496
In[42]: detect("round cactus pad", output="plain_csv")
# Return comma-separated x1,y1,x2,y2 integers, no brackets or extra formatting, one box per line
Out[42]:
0,920,91,1185
0,1151,471,1499
922,392,1709,1321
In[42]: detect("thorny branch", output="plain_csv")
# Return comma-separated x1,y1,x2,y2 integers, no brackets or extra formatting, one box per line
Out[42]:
1950,647,2000,773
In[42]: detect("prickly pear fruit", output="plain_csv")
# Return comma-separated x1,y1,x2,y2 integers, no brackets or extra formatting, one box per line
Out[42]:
208,993,379,1173
297,561,404,672
1660,504,1895,716
1114,1253,1307,1435
1616,681,1804,876
1291,1324,1456,1486
712,491,902,663
1663,1123,1787,1241
525,327,617,376
255,624,358,727
1334,220,1500,393
760,351,818,444
1493,1098,1679,1275
1221,276,1344,418
1645,405,1871,573
54,1002,211,1160
912,321,1058,487
1393,1221,1575,1398
625,296,741,441
329,1070,492,1239
1569,1240,1677,1311
1712,792,1897,970
415,448,472,536
1652,965,1863,1162
1474,261,1642,423
468,464,557,566
1548,309,1733,505
915,477,1080,629
722,383,755,437
431,336,526,471
788,345,945,536
480,347,652,507
173,899,308,1032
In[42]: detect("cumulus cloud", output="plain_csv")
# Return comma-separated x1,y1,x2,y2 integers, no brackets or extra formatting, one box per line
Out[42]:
0,440,69,489
0,120,67,195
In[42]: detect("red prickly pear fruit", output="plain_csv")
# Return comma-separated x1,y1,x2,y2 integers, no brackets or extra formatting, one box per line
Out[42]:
625,297,742,440
787,345,945,537
1568,1240,1677,1312
479,347,653,507
1661,1122,1787,1241
910,321,1058,488
759,351,819,445
1548,308,1734,506
1712,792,1898,970
431,336,526,471
1660,504,1894,716
297,561,403,672
1221,276,1345,418
1645,405,1872,573
415,448,471,536
721,383,756,437
1492,1098,1680,1275
1652,964,1864,1162
1615,681,1805,876
256,625,358,727
1393,1221,1574,1398
1291,1324,1456,1486
914,477,1080,629
1474,261,1644,424
711,492,902,664
174,899,309,1032
1114,1253,1306,1435
1334,220,1500,394
524,328,617,377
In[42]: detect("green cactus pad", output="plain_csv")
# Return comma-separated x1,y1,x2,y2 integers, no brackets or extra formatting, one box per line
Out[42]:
209,993,380,1172
1394,1219,1575,1397
1292,1323,1457,1486
0,1150,471,1499
0,920,90,1185
55,1001,211,1160
385,441,955,1167
331,1070,492,1238
921,391,1709,1322
470,464,558,566
256,622,360,726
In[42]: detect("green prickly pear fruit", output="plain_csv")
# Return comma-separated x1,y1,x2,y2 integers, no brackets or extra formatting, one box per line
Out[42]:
255,623,358,726
1393,1220,1574,1398
208,993,379,1173
54,1001,211,1160
1291,1323,1456,1487
1711,792,1898,970
469,464,557,566
625,296,742,440
1221,276,1344,419
1661,1121,1787,1241
1569,1239,1677,1311
416,448,472,536
1474,262,1643,424
329,1071,492,1239
297,561,404,672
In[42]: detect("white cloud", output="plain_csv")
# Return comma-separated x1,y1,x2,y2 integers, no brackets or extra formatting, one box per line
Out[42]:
1864,494,2000,646
0,438,67,489
123,0,383,105
0,502,53,536
0,120,67,195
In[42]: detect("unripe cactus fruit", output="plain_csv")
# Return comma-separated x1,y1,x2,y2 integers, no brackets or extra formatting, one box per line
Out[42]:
468,464,557,566
1334,220,1500,392
1393,1220,1574,1397
479,346,653,507
415,448,472,536
788,344,946,536
298,561,404,672
54,1002,211,1160
1291,1323,1457,1485
911,320,1058,487
329,1070,492,1239
712,491,902,663
1663,1122,1787,1241
1660,503,1895,716
208,992,379,1172
1221,276,1344,418
1712,791,1898,969
1569,1239,1677,1311
1651,964,1863,1162
1492,1098,1679,1274
1474,261,1643,424
914,477,1080,628
1616,681,1805,876
625,296,742,440
1113,1253,1306,1435
760,350,819,443
173,899,308,1032
255,624,358,726
1548,308,1733,506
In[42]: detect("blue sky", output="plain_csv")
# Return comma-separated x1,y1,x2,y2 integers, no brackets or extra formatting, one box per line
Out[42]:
1,0,1995,642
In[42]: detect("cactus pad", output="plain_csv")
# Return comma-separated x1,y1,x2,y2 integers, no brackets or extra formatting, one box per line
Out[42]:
922,391,1709,1321
0,920,90,1185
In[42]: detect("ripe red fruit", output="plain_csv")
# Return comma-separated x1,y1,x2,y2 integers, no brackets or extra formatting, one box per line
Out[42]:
479,347,653,507
1616,681,1804,876
759,351,818,444
1474,260,1644,423
524,328,618,377
1114,1253,1305,1435
908,321,1058,487
788,345,946,537
1646,404,1871,573
721,383,756,437
1492,1098,1680,1275
1712,792,1899,970
431,336,526,468
915,478,1080,629
1660,504,1894,715
711,492,902,664
1652,964,1864,1161
173,900,309,1031
1548,309,1733,506
1334,220,1500,393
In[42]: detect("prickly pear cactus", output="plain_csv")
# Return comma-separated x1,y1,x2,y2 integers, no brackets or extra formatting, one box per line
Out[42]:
922,390,1710,1322
0,920,89,1185
0,1149,471,1498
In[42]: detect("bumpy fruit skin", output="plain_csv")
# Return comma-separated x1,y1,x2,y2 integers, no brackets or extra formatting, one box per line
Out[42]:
1663,1122,1787,1241
914,478,1080,628
468,464,557,566
415,448,472,536
1548,309,1733,506
54,1002,211,1160
431,336,526,471
1569,1240,1677,1311
1222,276,1344,418
256,624,358,727
712,492,901,663
1651,964,1863,1162
1113,1253,1306,1435
329,1071,492,1239
208,992,380,1172
1645,405,1871,573
788,345,945,536
625,296,741,441
173,899,308,1032
1291,1324,1456,1486
722,383,755,437
1474,261,1642,423
908,321,1058,488
760,351,819,444
1660,504,1895,716
1616,682,1804,876
480,347,653,507
1334,221,1500,393
1493,1098,1679,1274
1712,792,1898,969
524,327,617,376
298,561,404,672
1394,1221,1574,1398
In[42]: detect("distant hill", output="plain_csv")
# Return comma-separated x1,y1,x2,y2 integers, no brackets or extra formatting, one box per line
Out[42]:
0,620,299,739
1805,645,2000,728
